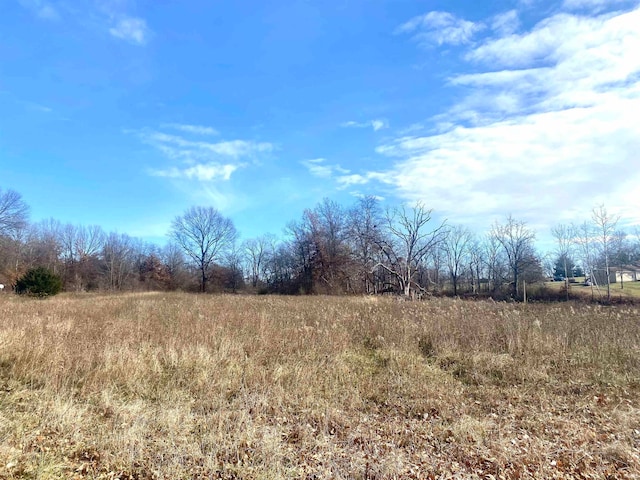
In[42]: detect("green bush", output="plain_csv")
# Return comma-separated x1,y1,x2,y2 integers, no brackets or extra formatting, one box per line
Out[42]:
15,267,63,297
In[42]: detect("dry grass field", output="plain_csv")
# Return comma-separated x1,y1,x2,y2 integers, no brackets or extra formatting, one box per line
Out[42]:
545,279,640,301
1,293,639,479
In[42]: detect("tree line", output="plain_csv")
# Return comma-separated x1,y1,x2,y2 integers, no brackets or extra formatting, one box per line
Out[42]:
1,186,638,299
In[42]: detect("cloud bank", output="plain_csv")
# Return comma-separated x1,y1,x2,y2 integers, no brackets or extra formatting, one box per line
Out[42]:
337,4,640,230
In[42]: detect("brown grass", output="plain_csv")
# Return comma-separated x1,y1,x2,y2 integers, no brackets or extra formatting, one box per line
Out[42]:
545,279,640,301
0,293,639,479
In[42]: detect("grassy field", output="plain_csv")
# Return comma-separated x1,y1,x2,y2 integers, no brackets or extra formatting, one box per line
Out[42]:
545,279,640,301
1,293,639,479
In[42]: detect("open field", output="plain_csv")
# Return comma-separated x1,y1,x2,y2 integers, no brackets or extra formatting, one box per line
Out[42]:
1,293,639,479
544,279,640,301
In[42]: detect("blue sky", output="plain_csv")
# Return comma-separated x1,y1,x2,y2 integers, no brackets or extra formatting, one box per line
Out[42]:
1,0,639,245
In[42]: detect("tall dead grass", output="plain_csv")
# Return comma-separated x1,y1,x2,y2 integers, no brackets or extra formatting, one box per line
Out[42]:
0,293,639,479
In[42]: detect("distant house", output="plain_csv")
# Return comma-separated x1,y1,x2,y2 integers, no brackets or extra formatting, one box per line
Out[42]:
593,265,640,285
615,266,640,283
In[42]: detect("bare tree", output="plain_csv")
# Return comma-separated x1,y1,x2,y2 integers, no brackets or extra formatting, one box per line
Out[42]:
375,203,447,298
170,206,237,293
483,233,507,293
60,224,105,291
443,225,472,296
573,221,597,299
609,230,633,266
286,199,351,294
263,241,297,294
490,215,537,299
102,232,136,290
159,242,189,290
551,223,575,300
286,217,315,294
242,234,275,288
592,205,619,302
467,237,484,294
37,219,63,266
347,195,383,294
223,246,244,293
0,188,30,237
312,198,351,293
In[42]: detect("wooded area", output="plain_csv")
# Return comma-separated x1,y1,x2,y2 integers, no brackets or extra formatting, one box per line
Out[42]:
1,186,638,299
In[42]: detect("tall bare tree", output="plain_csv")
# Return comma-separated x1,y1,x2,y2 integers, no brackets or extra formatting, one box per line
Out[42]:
491,215,537,299
375,203,447,298
0,188,29,237
102,232,136,290
313,198,351,292
551,223,575,300
467,237,484,294
223,246,244,293
347,195,383,294
573,221,597,299
443,225,472,296
592,205,619,302
286,199,351,294
60,224,105,290
242,234,275,288
170,206,237,292
483,233,507,293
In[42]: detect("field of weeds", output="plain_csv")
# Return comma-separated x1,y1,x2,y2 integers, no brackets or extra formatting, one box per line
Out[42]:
0,293,639,479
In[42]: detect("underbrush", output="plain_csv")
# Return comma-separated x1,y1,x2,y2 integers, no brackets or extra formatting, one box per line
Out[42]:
0,293,639,478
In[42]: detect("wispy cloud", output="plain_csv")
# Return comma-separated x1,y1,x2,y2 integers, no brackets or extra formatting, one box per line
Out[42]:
335,172,388,189
18,0,60,20
137,126,273,183
300,158,349,178
163,123,219,136
150,163,240,181
561,0,635,12
300,159,387,192
109,16,150,45
341,119,388,131
345,5,640,230
141,131,273,160
491,10,520,35
397,11,484,47
350,191,385,201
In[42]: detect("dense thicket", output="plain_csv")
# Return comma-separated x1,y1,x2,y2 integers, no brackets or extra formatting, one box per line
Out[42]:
0,186,638,299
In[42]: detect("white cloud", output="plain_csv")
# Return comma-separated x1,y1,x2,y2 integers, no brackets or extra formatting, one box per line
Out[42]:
163,123,219,136
341,119,388,131
562,0,634,12
491,10,520,36
150,163,240,181
371,119,387,131
18,0,59,20
335,171,389,189
397,11,484,47
350,191,385,201
109,16,150,45
137,126,273,183
301,161,390,192
142,131,273,160
353,5,640,231
301,158,350,178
